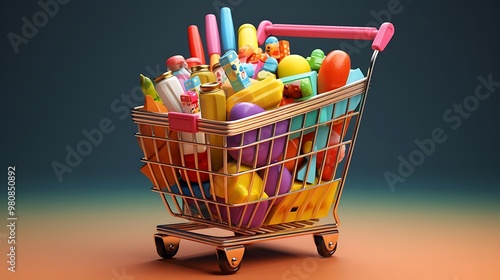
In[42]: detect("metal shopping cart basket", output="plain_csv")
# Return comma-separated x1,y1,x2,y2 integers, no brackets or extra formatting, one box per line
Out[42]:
131,21,394,274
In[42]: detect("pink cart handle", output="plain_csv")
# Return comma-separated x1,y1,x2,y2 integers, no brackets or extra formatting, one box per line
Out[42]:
257,20,394,52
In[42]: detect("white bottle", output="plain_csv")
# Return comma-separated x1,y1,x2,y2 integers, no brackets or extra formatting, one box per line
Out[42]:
154,72,184,113
179,91,206,154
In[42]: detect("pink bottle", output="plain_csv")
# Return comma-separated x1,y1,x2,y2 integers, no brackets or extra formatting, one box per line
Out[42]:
166,55,191,91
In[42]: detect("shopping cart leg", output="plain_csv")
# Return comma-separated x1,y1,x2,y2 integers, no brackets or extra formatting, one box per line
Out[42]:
154,234,180,259
216,245,245,274
313,231,338,257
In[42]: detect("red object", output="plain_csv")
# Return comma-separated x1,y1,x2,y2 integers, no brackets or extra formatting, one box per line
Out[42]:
248,47,268,63
281,138,305,172
316,131,346,181
283,84,303,99
238,45,256,62
278,40,290,61
332,114,352,138
279,97,295,106
186,57,202,69
180,150,210,183
317,50,351,93
188,25,206,65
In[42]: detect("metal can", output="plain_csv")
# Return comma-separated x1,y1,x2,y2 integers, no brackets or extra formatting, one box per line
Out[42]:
154,72,184,113
199,82,226,172
212,62,228,85
190,65,216,84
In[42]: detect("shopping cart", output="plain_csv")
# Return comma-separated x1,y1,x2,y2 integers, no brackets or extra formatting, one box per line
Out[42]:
131,21,394,274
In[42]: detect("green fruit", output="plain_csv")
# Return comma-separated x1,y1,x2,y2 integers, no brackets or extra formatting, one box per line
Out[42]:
140,74,162,103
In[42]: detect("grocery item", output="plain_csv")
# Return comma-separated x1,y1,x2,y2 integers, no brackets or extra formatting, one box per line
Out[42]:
278,40,290,61
190,65,216,84
139,74,163,104
279,71,317,101
316,130,346,181
138,95,180,188
220,7,237,53
317,50,351,93
258,164,292,203
179,91,209,183
227,102,289,167
166,55,191,91
205,14,221,70
264,36,280,59
277,54,311,78
219,49,252,92
238,23,258,50
212,162,269,228
154,72,184,113
306,49,325,72
225,75,283,113
188,25,206,65
212,62,228,85
199,82,226,172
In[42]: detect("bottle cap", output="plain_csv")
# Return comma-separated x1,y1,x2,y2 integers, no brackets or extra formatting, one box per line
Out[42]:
200,82,222,93
154,71,173,83
191,64,211,73
166,55,186,71
186,57,202,69
212,62,221,70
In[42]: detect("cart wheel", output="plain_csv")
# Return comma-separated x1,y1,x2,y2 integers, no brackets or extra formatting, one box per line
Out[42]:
154,234,180,259
313,234,338,257
216,246,245,274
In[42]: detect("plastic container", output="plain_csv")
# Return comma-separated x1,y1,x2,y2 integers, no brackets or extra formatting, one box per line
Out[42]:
154,72,184,113
167,55,191,91
199,82,226,172
225,75,284,114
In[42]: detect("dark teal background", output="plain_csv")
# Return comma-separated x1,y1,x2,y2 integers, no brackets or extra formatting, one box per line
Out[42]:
1,0,499,200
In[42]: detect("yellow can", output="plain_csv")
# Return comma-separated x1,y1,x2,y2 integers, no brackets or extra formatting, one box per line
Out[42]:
199,82,227,172
190,65,216,84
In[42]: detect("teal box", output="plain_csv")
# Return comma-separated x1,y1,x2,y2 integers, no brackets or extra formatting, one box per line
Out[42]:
280,71,318,102
220,50,251,92
289,68,365,139
329,68,365,119
184,76,201,93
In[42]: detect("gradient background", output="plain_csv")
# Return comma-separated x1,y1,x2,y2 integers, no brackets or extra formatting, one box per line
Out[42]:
1,0,499,279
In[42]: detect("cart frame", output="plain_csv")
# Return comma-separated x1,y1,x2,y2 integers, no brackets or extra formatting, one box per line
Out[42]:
131,20,394,274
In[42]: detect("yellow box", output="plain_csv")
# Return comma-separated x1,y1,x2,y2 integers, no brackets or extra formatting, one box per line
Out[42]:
226,75,283,114
264,180,339,225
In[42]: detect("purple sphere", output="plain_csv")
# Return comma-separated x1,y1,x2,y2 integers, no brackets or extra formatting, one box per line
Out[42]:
259,164,292,201
228,103,289,167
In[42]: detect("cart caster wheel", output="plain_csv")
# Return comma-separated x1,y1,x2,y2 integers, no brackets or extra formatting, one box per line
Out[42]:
216,246,245,274
154,234,180,259
313,233,338,257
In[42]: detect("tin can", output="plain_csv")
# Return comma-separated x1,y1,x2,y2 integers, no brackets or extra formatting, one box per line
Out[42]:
190,65,216,84
154,72,184,113
199,82,226,172
212,62,228,85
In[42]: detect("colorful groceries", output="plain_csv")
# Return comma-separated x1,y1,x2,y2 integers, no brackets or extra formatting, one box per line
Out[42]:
133,6,382,229
129,7,395,274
